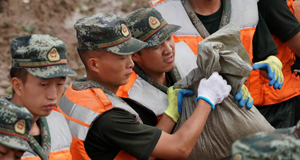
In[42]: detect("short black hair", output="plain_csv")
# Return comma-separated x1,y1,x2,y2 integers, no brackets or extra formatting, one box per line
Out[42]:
10,68,28,95
10,68,28,84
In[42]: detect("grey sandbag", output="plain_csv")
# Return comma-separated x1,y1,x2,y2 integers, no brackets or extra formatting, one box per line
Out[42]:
173,23,275,160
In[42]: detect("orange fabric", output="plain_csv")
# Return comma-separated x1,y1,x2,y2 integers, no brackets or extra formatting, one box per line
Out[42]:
62,85,137,160
48,149,72,160
173,36,204,55
64,85,113,114
70,137,91,160
114,151,137,160
117,71,137,98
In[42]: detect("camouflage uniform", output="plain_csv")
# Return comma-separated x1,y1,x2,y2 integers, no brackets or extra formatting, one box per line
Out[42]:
232,120,300,160
10,34,76,160
0,99,34,153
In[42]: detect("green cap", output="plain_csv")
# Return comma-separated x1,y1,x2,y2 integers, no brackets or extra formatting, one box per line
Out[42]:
74,13,147,55
232,123,300,160
0,99,34,153
11,34,77,79
125,8,181,48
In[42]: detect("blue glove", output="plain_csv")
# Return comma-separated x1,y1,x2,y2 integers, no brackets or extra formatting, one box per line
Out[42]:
234,85,253,109
177,89,194,114
252,56,284,89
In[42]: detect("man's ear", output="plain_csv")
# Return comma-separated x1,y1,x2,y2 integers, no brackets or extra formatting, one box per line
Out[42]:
132,53,141,62
11,77,23,96
87,58,99,73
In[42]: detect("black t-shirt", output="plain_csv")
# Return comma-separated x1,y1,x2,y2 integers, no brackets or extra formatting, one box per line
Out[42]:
195,1,277,63
252,13,279,63
196,2,223,35
258,0,300,43
84,108,162,160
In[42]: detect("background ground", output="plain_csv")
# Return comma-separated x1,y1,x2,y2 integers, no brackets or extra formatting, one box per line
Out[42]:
0,0,149,96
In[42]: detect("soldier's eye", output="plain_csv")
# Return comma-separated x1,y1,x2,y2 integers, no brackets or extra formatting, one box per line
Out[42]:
40,84,48,87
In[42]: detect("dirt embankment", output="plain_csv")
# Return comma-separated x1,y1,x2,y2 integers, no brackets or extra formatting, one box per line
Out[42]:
0,0,149,96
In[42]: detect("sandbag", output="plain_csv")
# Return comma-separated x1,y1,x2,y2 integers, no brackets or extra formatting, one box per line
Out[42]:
173,23,275,160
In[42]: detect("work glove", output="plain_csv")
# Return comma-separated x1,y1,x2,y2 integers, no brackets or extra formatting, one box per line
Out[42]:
165,86,194,123
234,84,253,109
252,56,284,89
196,72,231,111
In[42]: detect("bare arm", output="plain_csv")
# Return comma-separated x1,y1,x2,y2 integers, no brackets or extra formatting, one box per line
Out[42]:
285,31,300,58
150,99,211,160
155,114,176,134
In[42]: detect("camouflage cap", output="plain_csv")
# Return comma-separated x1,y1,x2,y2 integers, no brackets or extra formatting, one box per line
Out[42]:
125,8,181,48
0,99,34,153
11,34,77,79
74,13,147,55
232,123,300,160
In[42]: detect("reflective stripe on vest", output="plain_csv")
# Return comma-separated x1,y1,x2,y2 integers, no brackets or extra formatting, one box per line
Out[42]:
58,85,141,160
117,41,197,117
152,0,258,60
21,111,72,160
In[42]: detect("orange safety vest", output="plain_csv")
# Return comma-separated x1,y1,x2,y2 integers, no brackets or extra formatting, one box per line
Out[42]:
58,84,142,160
21,111,72,160
151,0,298,106
117,41,197,122
251,0,300,105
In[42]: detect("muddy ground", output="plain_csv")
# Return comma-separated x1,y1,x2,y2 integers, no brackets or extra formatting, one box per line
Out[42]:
0,0,149,96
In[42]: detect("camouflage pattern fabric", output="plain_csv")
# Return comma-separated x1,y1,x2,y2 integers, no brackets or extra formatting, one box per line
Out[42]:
181,0,231,38
125,8,181,48
0,99,34,153
133,64,181,93
232,120,300,160
74,13,147,55
26,116,51,160
11,34,77,79
72,77,117,97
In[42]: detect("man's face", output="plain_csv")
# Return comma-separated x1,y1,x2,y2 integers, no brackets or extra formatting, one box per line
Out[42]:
0,144,24,160
133,36,175,76
95,50,134,90
17,74,66,118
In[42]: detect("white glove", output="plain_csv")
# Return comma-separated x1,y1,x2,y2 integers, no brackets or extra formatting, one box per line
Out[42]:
196,72,231,111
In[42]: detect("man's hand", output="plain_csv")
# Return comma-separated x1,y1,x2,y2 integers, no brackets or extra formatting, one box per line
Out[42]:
196,72,231,111
252,56,284,89
164,87,194,123
234,84,253,109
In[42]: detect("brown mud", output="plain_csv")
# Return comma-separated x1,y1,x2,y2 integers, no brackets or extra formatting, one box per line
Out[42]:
0,0,149,96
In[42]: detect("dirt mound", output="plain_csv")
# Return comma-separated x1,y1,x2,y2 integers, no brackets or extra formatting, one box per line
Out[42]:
0,0,149,96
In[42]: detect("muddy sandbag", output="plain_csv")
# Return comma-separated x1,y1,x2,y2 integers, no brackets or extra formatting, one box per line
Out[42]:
173,23,275,160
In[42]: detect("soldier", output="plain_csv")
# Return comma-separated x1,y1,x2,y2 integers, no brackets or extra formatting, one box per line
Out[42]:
58,13,231,160
0,99,34,160
9,34,77,160
232,120,300,160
